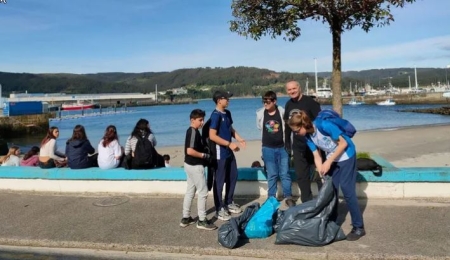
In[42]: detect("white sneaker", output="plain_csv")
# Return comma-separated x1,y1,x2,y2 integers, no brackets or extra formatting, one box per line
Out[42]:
216,208,231,221
227,202,242,214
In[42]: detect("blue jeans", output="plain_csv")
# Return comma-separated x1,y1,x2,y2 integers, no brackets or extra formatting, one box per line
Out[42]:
262,146,292,198
329,155,364,228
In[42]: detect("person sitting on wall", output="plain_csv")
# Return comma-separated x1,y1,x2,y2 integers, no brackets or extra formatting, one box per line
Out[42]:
66,125,98,169
0,146,21,167
97,125,123,170
20,146,40,167
39,127,67,168
0,138,8,156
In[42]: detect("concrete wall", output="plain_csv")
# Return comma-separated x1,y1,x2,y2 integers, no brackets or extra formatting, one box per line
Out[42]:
0,113,52,138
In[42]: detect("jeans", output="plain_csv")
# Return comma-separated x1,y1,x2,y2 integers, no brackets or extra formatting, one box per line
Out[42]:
329,155,364,228
262,146,292,198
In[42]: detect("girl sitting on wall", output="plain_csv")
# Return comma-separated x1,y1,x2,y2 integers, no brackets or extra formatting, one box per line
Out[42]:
20,146,40,167
39,126,67,168
66,124,98,169
0,146,21,167
97,125,123,170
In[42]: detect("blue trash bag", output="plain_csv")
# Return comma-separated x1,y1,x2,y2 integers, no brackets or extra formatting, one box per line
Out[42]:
244,197,280,239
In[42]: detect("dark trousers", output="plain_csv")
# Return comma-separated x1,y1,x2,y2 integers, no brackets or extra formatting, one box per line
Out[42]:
293,149,314,203
329,155,364,228
213,155,238,212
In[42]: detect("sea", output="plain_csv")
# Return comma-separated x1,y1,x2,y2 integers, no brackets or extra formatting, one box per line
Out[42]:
8,97,450,151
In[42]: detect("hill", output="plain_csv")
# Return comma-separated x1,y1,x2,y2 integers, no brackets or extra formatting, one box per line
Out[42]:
1,67,448,98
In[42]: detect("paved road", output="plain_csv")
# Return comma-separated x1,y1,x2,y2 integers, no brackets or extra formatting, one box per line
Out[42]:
0,192,449,259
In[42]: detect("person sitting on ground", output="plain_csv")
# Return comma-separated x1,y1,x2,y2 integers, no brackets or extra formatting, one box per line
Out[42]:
39,127,66,169
97,125,123,170
163,154,171,167
20,146,40,167
65,124,97,169
124,118,159,169
0,146,21,167
180,109,217,230
288,110,365,241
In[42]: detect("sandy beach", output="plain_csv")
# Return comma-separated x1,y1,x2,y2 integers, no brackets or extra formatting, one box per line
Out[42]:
157,124,450,168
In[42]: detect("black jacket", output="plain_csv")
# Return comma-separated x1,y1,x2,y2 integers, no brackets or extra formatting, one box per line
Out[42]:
65,139,95,169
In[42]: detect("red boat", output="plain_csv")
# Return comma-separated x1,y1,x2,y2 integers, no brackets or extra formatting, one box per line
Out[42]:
62,100,95,111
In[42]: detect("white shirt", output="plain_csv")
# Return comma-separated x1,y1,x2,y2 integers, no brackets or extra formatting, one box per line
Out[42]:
40,139,64,160
1,155,20,166
97,139,122,170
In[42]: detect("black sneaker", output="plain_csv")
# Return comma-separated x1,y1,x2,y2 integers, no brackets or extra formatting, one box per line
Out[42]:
346,227,366,241
197,218,218,231
179,217,196,228
285,198,296,208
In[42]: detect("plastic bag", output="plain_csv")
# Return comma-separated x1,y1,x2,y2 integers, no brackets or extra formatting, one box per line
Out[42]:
244,197,280,239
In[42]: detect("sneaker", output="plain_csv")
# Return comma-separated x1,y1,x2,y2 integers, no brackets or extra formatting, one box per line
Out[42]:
346,227,366,241
227,202,242,214
285,198,296,208
216,208,231,221
179,217,196,227
197,218,218,231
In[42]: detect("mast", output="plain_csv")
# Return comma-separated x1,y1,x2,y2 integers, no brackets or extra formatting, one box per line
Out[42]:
414,66,418,90
155,84,158,103
314,58,318,94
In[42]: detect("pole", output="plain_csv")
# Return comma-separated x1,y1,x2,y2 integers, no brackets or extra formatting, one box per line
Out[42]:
306,77,309,95
446,65,450,87
155,84,158,103
408,75,411,91
314,58,318,94
414,66,418,90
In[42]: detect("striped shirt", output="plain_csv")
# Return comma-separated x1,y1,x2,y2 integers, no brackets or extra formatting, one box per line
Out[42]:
124,133,157,156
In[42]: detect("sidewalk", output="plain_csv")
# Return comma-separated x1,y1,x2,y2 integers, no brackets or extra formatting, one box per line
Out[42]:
0,191,449,260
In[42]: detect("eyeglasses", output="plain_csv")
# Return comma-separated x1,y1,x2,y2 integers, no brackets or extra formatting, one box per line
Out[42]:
262,99,274,104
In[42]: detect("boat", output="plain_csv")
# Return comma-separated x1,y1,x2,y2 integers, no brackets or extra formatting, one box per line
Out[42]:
377,99,396,106
348,98,364,106
443,92,450,98
62,100,95,111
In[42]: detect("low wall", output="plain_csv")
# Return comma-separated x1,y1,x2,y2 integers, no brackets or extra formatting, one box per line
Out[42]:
1,158,449,198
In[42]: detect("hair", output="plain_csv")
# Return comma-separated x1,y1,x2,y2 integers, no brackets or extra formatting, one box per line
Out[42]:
288,110,314,132
102,125,119,147
131,118,152,138
41,126,59,147
163,154,170,161
262,91,277,101
23,146,40,161
190,109,205,119
67,125,88,143
0,145,20,164
251,161,262,168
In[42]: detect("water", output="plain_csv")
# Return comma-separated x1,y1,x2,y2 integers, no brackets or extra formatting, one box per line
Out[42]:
8,97,450,151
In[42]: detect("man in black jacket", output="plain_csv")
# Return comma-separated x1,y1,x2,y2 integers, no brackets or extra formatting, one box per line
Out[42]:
283,81,321,203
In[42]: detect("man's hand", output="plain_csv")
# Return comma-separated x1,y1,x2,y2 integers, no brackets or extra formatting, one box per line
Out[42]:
320,160,332,175
237,138,246,149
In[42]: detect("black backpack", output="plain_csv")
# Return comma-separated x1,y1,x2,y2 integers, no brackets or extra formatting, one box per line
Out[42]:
201,118,218,161
133,133,155,168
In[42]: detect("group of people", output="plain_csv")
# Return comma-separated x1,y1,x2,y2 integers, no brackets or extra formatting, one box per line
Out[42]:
1,119,171,170
181,81,365,241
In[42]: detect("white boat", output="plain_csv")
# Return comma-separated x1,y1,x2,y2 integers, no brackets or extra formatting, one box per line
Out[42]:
377,98,396,106
443,92,450,98
348,98,364,106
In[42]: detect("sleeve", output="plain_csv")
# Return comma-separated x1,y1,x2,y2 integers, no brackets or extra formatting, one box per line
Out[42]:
256,110,261,131
148,133,157,147
85,140,95,154
306,137,317,152
113,140,122,157
186,128,195,148
321,121,342,141
64,141,69,160
283,102,290,121
310,99,321,120
124,137,132,155
209,112,221,130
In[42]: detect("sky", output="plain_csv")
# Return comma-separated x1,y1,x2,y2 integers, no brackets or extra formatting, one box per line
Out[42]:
0,0,449,74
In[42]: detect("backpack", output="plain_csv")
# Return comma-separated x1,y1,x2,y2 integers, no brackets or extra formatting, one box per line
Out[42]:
201,118,218,161
133,133,155,168
316,109,357,138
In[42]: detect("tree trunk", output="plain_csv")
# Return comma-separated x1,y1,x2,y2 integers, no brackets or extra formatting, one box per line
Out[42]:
331,26,343,116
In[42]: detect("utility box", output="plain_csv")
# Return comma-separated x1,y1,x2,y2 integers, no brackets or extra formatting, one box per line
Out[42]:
2,101,43,116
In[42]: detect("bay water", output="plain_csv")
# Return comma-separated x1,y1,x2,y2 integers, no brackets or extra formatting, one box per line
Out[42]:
8,97,450,151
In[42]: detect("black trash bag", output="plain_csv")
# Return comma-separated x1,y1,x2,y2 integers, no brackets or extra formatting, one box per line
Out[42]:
357,158,383,177
275,176,346,246
218,202,260,249
272,209,285,233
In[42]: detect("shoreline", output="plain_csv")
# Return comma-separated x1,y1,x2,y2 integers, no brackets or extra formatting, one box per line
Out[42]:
157,124,450,168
